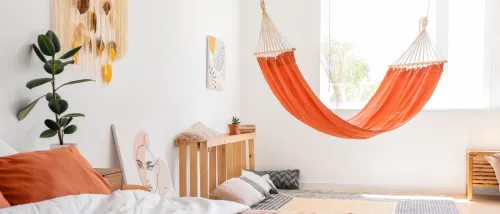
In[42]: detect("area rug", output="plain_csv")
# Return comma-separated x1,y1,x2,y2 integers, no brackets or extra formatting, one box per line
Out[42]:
278,190,460,214
252,194,294,210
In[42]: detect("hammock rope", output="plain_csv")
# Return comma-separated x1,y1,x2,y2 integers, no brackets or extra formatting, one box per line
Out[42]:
254,0,448,139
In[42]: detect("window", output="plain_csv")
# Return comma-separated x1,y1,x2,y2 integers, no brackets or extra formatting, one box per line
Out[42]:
320,0,497,109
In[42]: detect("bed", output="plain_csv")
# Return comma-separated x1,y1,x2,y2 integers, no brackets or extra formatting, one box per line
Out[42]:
0,143,252,214
0,131,344,214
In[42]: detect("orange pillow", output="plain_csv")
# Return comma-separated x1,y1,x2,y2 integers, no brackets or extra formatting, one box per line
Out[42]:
0,192,10,209
0,146,111,206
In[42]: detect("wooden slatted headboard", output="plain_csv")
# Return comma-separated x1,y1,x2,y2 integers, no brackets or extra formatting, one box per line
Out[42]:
466,151,499,200
175,132,256,198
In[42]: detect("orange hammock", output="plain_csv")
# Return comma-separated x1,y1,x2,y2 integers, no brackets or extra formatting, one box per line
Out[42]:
254,1,447,139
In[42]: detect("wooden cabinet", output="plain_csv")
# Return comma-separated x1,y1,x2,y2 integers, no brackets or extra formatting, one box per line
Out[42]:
466,151,500,200
95,168,123,192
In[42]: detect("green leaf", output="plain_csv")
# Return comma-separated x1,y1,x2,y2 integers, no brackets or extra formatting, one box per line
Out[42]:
44,60,64,75
32,44,47,63
45,92,61,102
64,125,77,134
58,118,67,127
17,97,42,121
58,117,72,127
40,129,57,138
61,60,75,67
48,99,68,115
59,46,82,60
56,79,95,91
44,119,60,131
52,60,64,75
45,30,61,53
26,78,52,89
43,62,52,74
37,35,55,56
65,117,73,127
62,113,85,118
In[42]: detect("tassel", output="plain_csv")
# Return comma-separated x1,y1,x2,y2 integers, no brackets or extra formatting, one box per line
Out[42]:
102,63,112,85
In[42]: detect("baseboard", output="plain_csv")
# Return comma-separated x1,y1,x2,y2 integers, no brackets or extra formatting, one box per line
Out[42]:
298,181,464,195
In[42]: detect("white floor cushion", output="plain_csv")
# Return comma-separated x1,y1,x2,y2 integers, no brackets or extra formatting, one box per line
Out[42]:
242,170,273,193
214,178,265,207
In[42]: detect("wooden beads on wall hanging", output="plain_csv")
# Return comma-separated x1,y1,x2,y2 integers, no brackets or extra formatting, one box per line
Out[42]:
52,0,128,86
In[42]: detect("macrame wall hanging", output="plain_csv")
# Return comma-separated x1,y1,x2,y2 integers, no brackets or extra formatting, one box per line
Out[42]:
52,0,128,85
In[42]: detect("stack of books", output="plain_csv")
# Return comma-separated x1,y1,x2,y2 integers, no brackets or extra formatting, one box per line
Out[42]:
239,125,256,134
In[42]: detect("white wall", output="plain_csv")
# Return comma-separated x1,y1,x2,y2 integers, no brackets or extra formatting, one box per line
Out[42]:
0,0,241,178
240,0,500,194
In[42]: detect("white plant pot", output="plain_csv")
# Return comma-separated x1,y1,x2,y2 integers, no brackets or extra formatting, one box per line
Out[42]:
49,143,78,150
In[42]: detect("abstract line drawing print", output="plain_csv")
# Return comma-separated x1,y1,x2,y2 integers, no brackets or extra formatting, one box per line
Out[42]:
133,131,174,196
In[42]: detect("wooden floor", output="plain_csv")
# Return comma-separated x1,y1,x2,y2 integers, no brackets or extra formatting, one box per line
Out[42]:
452,194,500,214
294,189,500,214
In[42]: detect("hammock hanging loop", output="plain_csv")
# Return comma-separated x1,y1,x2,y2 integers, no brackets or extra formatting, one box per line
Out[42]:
419,17,428,33
260,0,266,12
390,16,447,68
254,0,295,57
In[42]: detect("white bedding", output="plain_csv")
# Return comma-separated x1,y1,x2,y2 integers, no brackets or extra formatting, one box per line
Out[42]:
0,190,249,214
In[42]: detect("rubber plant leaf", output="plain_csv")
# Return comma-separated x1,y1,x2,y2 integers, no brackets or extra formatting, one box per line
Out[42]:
48,99,69,115
37,35,55,56
65,117,74,127
62,113,86,118
43,60,63,75
58,118,68,127
45,92,61,102
45,30,61,53
60,45,82,60
17,96,43,121
40,129,57,138
56,79,95,90
26,78,52,89
32,44,47,63
44,119,60,131
64,125,78,134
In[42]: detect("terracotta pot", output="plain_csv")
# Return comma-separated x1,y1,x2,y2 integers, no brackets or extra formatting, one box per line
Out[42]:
228,124,240,135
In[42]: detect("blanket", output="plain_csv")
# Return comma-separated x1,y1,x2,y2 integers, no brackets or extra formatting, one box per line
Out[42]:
0,190,248,214
175,122,223,142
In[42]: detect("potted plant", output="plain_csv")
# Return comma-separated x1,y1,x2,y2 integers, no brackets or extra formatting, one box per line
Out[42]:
17,30,95,149
228,116,241,135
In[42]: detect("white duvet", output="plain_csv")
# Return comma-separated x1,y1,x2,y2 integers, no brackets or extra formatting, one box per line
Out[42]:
0,190,249,214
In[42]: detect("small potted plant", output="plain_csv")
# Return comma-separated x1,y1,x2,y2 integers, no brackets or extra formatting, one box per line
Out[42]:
228,116,241,135
17,30,94,149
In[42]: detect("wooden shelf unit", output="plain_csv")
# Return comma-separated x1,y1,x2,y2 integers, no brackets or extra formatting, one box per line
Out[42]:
466,151,500,200
175,132,256,199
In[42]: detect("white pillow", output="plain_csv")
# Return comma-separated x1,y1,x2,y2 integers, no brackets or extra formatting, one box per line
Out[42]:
486,154,500,191
214,178,265,206
0,138,17,157
262,174,278,190
242,170,273,193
